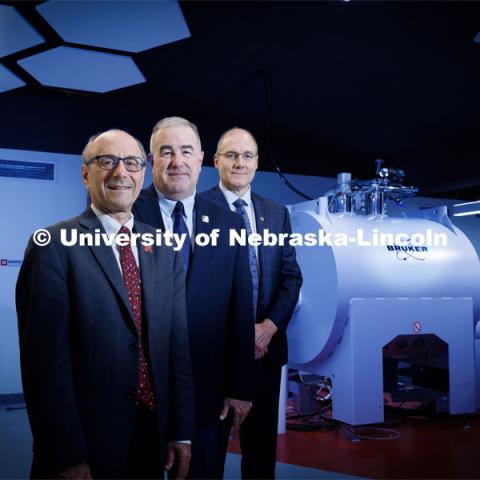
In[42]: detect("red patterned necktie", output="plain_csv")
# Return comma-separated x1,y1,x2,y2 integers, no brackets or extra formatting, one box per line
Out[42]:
117,226,156,410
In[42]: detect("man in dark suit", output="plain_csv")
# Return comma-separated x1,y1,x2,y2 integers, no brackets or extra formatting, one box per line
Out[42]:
16,129,195,479
200,127,302,479
132,117,255,479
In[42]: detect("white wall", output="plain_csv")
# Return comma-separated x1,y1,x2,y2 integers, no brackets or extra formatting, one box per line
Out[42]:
0,148,86,395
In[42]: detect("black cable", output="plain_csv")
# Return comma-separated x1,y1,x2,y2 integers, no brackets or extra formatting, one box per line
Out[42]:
261,70,313,201
287,410,325,420
287,422,336,432
286,394,335,432
343,425,401,441
286,410,337,432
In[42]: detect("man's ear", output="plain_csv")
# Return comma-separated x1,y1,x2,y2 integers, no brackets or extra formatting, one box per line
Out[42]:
82,164,89,189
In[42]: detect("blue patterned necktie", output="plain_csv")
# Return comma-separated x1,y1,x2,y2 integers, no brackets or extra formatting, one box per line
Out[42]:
172,201,191,272
233,198,258,318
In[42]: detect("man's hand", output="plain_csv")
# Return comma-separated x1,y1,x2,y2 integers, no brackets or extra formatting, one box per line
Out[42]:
254,319,278,359
219,397,252,427
54,463,92,479
165,442,191,480
255,344,268,360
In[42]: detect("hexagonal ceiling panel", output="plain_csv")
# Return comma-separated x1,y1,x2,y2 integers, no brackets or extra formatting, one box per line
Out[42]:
0,5,44,58
18,46,146,93
0,64,26,93
36,0,190,53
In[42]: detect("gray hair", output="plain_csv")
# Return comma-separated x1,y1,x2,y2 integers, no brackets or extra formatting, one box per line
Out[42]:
216,127,258,154
82,129,146,164
150,116,202,153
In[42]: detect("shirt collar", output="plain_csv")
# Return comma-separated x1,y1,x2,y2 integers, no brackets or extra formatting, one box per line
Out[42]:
219,182,252,208
90,203,134,235
154,187,196,219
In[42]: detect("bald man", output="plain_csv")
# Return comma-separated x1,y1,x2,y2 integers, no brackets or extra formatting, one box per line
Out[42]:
200,127,302,479
16,130,195,479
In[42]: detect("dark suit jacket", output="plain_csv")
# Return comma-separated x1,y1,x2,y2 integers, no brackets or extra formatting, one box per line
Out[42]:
199,186,303,367
16,208,195,478
133,185,255,428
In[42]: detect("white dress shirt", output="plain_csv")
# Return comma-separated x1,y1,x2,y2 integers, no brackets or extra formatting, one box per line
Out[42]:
90,204,138,272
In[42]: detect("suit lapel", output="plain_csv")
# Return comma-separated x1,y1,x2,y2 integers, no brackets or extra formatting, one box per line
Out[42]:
187,196,215,299
208,186,230,211
78,209,135,325
136,223,156,330
135,184,165,230
252,194,266,279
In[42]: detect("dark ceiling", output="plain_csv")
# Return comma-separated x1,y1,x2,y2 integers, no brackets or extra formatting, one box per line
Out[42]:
2,1,480,200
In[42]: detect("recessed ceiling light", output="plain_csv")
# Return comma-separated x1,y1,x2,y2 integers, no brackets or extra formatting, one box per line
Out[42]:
0,5,44,58
36,0,190,53
18,46,145,93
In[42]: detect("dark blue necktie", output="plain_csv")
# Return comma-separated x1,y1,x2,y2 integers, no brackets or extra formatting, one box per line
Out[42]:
172,201,191,272
233,198,258,318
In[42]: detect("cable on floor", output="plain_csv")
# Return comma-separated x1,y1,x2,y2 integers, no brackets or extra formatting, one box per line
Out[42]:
342,425,402,441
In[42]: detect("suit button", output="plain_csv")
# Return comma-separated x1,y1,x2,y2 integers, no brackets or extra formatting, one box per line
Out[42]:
128,343,138,352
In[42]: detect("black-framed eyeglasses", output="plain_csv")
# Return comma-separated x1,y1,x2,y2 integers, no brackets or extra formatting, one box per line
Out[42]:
85,155,146,172
216,151,258,162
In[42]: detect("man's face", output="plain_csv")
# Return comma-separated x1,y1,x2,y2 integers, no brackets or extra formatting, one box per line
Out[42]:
82,131,145,216
214,129,258,195
151,125,204,200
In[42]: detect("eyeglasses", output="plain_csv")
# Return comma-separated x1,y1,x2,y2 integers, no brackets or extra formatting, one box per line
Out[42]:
216,151,257,162
85,155,146,172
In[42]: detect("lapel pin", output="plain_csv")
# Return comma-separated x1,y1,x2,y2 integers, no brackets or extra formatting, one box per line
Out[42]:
144,245,153,253
202,215,210,223
259,216,265,222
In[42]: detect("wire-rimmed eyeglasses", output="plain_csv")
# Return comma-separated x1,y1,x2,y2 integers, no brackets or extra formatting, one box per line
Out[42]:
216,151,258,162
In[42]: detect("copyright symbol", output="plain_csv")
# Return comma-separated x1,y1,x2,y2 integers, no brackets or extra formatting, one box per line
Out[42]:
33,229,51,247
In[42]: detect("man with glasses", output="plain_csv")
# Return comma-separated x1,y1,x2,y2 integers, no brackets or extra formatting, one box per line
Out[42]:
16,129,195,479
132,117,255,479
200,127,302,479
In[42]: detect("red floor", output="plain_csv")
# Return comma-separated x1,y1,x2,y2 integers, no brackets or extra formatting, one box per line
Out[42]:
228,414,480,479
